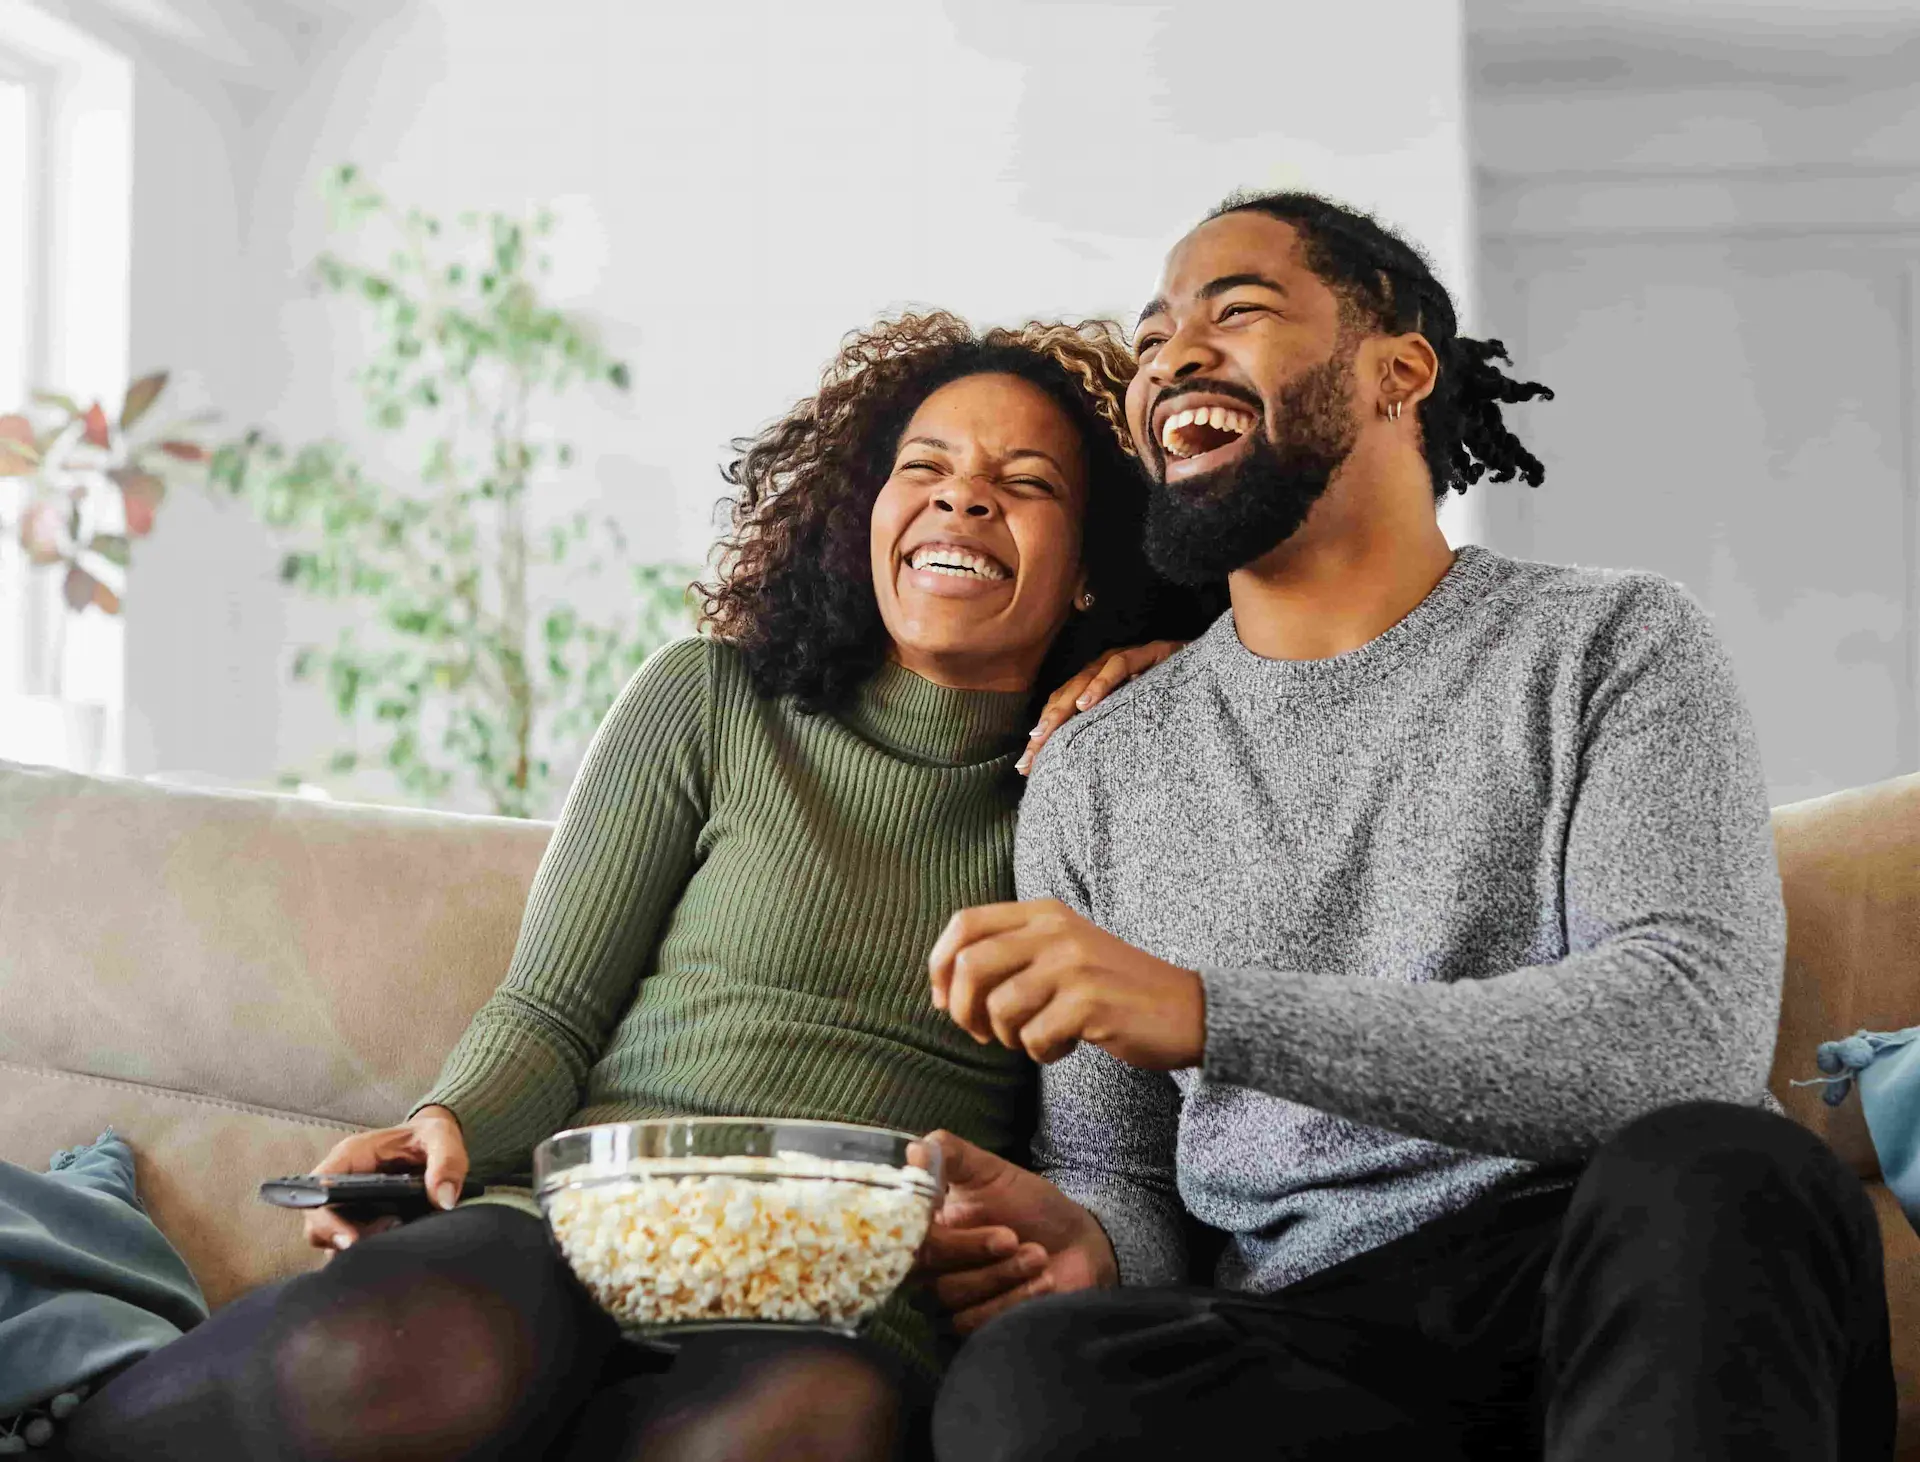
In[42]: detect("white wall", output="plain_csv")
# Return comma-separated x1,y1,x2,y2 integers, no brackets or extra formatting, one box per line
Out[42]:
115,0,1474,808
1472,29,1920,803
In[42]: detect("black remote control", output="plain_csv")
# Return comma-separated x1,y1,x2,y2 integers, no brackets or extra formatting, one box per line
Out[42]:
258,1173,486,1219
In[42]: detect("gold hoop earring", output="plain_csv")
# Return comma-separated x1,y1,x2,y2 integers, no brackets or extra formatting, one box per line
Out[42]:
1382,400,1403,423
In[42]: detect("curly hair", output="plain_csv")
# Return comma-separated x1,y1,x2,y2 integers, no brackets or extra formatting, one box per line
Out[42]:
701,310,1220,712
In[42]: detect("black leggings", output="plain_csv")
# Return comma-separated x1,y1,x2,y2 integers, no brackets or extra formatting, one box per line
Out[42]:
61,1205,915,1462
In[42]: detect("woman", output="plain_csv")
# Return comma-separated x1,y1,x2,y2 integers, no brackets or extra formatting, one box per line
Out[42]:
64,312,1218,1462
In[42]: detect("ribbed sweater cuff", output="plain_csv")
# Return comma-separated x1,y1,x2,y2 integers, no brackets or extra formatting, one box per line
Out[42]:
1047,1171,1187,1288
412,1031,574,1179
1200,965,1308,1095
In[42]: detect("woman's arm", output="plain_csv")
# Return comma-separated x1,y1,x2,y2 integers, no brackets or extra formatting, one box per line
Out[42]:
409,636,713,1177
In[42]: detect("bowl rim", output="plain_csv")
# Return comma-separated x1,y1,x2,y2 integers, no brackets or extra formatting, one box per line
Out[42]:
536,1115,933,1152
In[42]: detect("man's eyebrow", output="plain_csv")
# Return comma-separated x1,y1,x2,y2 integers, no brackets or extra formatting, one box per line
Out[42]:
1136,273,1289,331
1198,272,1287,301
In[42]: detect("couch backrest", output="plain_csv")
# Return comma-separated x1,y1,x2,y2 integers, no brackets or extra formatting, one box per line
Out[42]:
0,760,553,1127
1768,771,1920,1182
0,760,552,1303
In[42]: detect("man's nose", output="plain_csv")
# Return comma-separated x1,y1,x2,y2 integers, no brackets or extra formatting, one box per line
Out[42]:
1145,325,1215,382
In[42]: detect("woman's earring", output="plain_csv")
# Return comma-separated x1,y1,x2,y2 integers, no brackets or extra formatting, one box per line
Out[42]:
1382,399,1403,423
1076,590,1096,611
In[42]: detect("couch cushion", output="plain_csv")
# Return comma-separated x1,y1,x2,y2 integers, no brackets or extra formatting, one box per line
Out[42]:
0,1061,353,1309
0,761,552,1131
1770,773,1920,1180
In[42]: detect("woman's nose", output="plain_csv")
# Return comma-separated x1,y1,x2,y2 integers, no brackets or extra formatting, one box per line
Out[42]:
933,478,996,518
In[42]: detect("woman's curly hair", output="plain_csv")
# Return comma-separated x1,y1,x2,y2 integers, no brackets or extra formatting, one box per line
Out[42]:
701,310,1221,712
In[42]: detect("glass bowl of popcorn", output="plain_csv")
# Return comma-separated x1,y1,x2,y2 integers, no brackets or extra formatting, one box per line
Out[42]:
534,1118,943,1341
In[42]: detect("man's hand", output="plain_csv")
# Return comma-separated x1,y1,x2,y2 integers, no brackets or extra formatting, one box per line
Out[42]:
929,899,1205,1068
915,1131,1118,1334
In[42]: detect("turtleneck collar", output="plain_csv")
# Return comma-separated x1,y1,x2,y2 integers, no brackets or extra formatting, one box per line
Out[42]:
839,660,1032,767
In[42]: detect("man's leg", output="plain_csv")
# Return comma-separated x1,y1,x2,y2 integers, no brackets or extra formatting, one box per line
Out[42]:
933,1186,1574,1462
931,1287,1461,1462
1540,1100,1896,1461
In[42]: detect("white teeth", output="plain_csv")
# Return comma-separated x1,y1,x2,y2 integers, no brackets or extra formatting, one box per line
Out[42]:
1159,405,1255,457
907,544,1010,581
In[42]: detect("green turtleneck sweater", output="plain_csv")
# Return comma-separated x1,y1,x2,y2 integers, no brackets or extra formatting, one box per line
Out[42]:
417,634,1036,1184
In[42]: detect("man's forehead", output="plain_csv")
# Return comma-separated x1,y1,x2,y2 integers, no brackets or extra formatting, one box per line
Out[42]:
1147,212,1307,307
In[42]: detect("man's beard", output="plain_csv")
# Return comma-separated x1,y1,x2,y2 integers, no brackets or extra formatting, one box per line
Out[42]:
1142,349,1360,585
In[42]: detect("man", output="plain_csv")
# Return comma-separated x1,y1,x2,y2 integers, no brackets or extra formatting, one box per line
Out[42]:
916,192,1894,1460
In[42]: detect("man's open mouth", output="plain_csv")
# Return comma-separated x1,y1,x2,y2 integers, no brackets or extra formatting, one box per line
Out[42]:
905,543,1012,582
1159,405,1256,461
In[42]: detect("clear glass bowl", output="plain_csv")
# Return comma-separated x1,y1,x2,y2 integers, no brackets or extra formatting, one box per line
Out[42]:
534,1118,943,1340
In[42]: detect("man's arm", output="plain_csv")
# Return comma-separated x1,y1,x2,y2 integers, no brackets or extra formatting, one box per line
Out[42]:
938,587,1785,1167
1196,588,1783,1163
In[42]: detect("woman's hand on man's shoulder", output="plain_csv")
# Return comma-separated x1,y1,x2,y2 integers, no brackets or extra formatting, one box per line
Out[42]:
1018,640,1186,776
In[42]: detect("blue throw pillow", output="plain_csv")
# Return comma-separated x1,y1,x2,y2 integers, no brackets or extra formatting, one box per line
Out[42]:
0,1130,208,1427
1794,1026,1920,1237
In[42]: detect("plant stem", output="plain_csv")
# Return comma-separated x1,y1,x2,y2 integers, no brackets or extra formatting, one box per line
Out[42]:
501,379,531,808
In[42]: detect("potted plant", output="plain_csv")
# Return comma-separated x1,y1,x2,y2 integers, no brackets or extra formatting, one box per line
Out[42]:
208,166,693,818
0,376,209,769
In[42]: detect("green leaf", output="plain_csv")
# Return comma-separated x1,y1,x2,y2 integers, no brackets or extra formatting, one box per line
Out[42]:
31,390,81,418
328,749,359,774
607,361,631,390
88,533,131,566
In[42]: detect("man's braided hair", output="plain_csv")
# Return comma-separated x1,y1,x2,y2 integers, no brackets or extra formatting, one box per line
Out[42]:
1210,191,1554,499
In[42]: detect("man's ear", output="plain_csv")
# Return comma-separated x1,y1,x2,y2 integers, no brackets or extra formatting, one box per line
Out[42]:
1377,332,1440,408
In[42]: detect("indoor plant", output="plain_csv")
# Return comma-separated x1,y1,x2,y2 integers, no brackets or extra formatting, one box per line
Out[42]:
208,165,692,818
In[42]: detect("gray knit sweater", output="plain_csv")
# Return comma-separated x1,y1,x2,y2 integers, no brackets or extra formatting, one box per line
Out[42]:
1015,546,1786,1293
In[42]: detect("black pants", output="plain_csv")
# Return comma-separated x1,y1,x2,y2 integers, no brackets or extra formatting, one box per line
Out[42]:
933,1101,1896,1461
61,1205,917,1461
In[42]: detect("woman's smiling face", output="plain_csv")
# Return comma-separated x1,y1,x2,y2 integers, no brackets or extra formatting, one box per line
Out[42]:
869,372,1090,693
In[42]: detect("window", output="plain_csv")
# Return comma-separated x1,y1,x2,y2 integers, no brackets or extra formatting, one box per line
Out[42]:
0,3,130,773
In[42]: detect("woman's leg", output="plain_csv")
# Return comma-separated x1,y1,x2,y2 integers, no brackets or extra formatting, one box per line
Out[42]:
64,1205,620,1462
558,1332,920,1462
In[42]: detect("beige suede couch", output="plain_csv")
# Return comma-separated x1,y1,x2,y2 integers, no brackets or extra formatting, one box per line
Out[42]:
1,759,1916,1450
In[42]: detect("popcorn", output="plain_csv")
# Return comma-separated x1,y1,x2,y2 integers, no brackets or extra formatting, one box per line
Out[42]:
543,1152,936,1330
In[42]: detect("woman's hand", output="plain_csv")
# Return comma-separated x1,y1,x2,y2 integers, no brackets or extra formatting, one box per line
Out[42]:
1017,641,1186,776
302,1104,469,1253
929,899,1205,1068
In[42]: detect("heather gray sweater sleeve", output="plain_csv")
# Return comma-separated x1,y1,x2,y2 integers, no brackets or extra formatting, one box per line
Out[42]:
1199,589,1786,1164
1015,778,1189,1287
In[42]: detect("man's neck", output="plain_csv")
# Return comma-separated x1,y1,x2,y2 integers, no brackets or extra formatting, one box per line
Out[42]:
1226,474,1459,663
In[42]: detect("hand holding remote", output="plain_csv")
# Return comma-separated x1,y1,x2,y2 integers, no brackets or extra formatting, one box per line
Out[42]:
303,1105,469,1253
